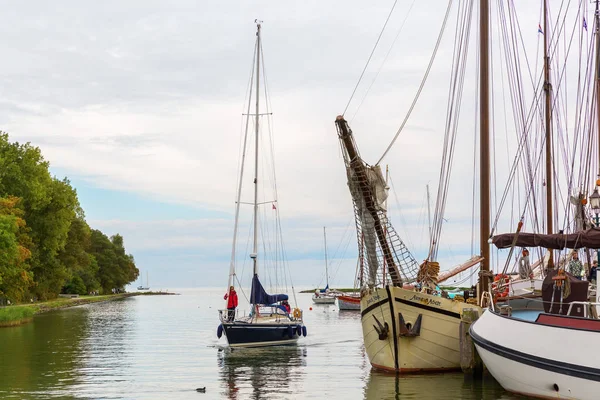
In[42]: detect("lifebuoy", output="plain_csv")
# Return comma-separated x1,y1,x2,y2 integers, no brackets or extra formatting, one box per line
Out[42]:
293,308,302,319
492,274,510,300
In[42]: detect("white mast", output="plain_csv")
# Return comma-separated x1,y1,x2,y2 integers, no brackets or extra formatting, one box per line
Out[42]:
324,227,329,288
251,22,261,278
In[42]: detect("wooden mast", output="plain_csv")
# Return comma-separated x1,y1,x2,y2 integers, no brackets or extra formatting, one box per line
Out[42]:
479,0,491,296
334,116,403,286
543,0,554,268
595,1,600,182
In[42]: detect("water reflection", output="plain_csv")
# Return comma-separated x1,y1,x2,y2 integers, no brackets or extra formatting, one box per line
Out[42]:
0,307,89,399
218,346,307,399
364,370,519,400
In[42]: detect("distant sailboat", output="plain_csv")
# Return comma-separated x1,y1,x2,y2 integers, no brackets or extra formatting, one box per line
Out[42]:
137,271,149,291
313,227,335,304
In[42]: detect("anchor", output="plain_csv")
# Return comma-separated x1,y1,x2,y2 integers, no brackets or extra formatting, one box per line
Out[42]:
398,313,422,337
372,315,389,340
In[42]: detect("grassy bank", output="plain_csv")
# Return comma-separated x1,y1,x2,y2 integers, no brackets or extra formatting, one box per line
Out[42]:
0,307,35,327
0,291,176,327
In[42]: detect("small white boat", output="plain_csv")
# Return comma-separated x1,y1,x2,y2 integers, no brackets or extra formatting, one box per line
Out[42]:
312,293,335,304
137,271,150,291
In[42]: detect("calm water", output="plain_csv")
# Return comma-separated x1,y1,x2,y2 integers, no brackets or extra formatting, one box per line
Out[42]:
0,289,525,399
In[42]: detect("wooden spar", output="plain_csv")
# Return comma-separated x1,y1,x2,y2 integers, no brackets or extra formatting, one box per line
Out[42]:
335,116,402,286
436,256,484,284
479,0,490,296
543,0,554,268
596,0,600,181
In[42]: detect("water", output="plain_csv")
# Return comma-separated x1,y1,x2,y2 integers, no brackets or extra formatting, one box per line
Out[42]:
0,289,525,399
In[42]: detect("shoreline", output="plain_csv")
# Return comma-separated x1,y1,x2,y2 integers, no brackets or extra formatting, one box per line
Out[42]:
0,291,177,328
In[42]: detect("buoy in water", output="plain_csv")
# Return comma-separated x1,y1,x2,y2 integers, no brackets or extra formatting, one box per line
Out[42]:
309,307,312,311
217,324,223,338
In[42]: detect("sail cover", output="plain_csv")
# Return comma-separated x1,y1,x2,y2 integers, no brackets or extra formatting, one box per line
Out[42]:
250,274,288,305
492,227,600,250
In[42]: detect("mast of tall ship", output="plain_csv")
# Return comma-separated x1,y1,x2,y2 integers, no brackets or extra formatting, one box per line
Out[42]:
543,0,554,268
595,1,600,183
479,0,491,297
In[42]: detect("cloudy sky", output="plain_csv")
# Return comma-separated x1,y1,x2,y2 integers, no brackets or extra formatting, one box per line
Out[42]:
1,1,591,290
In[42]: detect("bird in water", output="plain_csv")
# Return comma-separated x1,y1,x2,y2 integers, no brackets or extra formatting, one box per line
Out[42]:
196,387,206,393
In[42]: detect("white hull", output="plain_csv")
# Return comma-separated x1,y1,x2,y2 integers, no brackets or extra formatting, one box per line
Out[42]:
361,287,481,372
312,295,335,304
471,309,600,399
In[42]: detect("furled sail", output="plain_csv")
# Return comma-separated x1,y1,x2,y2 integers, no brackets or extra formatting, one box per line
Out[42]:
335,116,419,287
492,227,600,250
250,274,288,305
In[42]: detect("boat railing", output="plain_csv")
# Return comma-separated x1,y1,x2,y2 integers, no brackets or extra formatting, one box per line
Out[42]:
565,301,600,319
218,307,300,322
218,308,250,323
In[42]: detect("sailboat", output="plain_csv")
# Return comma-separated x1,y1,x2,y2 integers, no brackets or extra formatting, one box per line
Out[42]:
469,1,600,398
137,271,149,291
216,22,306,348
312,227,335,304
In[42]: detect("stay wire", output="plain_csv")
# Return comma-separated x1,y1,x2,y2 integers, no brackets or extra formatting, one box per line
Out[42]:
342,0,399,116
376,0,454,166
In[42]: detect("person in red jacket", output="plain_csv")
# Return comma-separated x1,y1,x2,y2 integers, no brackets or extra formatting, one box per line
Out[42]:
224,286,238,322
281,300,291,314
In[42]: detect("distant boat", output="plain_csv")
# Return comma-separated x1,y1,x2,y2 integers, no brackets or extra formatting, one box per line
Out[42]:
337,294,360,311
312,227,335,305
137,271,150,291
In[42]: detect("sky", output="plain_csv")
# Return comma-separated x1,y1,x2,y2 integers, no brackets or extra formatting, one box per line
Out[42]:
0,1,594,290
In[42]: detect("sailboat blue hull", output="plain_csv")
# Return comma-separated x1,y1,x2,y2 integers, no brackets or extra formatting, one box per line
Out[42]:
222,322,303,347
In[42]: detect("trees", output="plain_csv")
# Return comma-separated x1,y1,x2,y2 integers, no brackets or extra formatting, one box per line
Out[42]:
0,196,33,302
89,231,139,294
0,132,138,300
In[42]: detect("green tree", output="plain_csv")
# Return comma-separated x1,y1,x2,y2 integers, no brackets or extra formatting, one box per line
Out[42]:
63,275,87,295
0,196,33,302
0,132,139,300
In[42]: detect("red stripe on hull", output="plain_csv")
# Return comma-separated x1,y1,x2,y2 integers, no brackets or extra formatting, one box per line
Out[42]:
536,314,600,331
338,295,360,304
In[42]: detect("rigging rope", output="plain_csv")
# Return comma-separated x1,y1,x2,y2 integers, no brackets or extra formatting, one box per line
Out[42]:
349,0,417,122
342,0,399,116
376,0,454,166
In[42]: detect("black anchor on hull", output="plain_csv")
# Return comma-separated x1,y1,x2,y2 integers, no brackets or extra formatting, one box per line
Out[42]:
372,315,389,340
